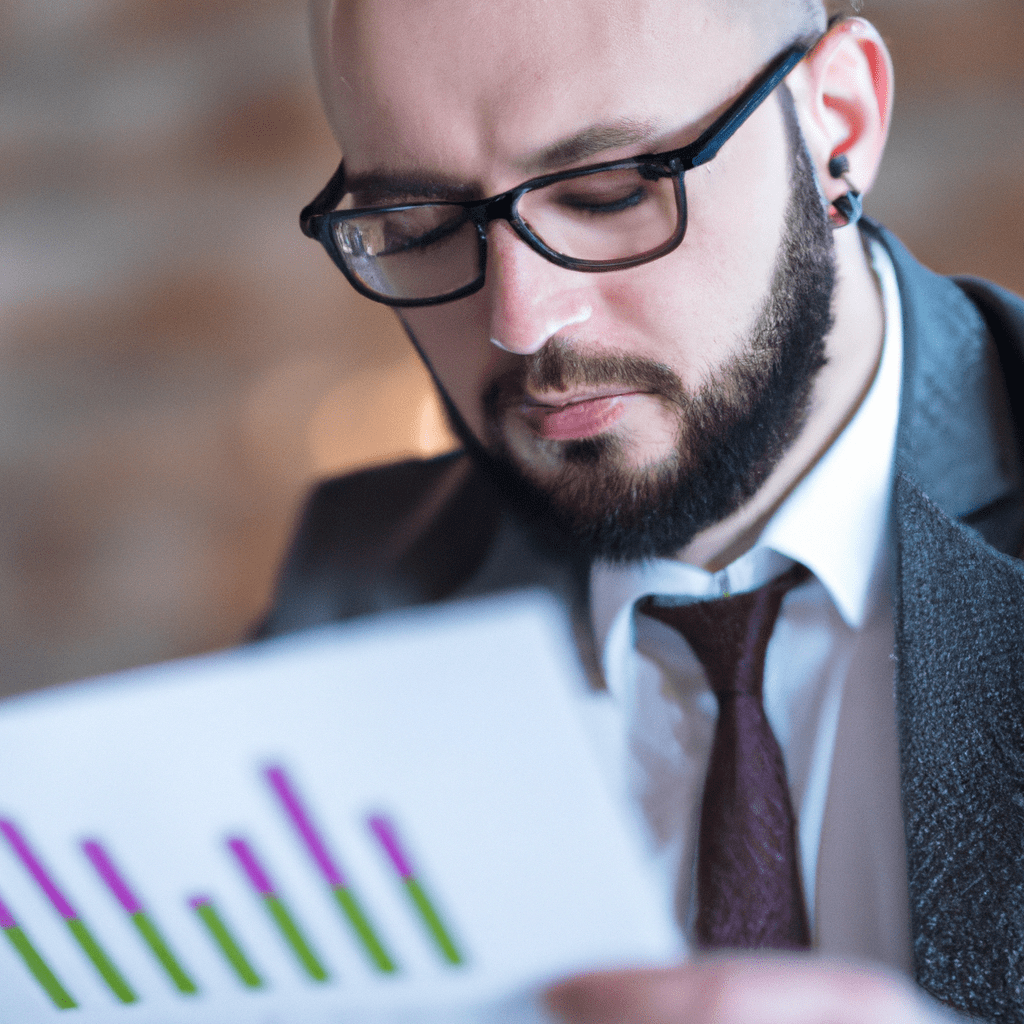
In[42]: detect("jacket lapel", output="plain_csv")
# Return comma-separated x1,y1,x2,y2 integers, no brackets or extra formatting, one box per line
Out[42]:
872,220,1024,1018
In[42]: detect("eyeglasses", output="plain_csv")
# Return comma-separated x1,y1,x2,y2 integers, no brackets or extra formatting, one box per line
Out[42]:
300,42,809,307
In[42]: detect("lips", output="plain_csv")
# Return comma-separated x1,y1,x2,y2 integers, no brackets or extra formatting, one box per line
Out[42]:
518,391,640,441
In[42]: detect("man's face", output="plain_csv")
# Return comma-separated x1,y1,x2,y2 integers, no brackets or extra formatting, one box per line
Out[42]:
321,0,835,559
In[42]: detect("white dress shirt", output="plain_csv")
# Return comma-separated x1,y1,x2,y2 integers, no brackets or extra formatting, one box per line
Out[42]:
584,239,913,972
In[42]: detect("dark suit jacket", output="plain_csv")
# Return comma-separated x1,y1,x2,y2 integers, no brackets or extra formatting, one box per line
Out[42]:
256,222,1024,1022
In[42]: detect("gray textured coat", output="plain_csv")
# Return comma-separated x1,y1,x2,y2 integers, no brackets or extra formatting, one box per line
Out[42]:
257,222,1024,1022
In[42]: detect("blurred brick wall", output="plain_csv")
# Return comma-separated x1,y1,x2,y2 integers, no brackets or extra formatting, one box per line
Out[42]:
0,0,455,695
0,0,1021,697
866,0,1024,294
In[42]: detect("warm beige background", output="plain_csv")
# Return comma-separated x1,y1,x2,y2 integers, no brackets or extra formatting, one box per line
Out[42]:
1,0,1022,697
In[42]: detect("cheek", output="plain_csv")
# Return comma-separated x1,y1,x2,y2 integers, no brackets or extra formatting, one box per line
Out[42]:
399,302,509,438
687,105,793,307
595,104,792,384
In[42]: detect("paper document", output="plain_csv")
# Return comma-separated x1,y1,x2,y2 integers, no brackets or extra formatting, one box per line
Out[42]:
0,591,677,1023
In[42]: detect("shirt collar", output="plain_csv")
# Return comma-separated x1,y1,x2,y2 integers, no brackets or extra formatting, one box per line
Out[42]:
591,237,904,699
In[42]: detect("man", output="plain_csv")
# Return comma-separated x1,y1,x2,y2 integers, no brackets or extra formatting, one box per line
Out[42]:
257,0,1024,1020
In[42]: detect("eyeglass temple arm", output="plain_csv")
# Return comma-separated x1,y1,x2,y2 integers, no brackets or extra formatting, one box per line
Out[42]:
685,43,809,170
300,160,348,237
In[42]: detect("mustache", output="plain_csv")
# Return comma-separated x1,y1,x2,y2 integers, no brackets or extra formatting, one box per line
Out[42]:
483,339,687,414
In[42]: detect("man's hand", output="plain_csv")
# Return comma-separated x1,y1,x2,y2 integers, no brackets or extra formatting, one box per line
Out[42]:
546,956,959,1024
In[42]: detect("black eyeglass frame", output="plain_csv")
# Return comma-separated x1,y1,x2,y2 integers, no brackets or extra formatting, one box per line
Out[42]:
300,41,810,308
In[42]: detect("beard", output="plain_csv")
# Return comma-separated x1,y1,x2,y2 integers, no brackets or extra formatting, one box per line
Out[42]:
417,96,836,563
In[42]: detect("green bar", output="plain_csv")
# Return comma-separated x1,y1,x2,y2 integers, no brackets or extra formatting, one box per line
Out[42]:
193,901,263,989
131,911,198,994
263,895,329,981
404,878,464,965
3,926,77,1009
66,917,137,1003
332,887,397,973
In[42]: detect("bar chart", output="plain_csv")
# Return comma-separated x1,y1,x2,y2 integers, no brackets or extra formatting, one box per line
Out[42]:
265,765,399,973
0,594,679,1023
0,891,77,1009
0,764,464,1011
225,836,328,983
0,820,138,1005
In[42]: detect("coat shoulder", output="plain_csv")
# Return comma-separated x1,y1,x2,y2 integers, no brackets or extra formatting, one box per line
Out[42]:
252,452,502,638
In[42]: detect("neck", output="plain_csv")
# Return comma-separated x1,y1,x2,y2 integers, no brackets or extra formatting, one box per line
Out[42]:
678,225,886,572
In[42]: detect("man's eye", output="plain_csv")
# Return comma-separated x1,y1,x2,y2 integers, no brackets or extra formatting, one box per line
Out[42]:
378,210,467,254
381,226,432,253
557,186,646,215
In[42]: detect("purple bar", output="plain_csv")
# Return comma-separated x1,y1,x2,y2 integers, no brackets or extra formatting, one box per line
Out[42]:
368,815,413,880
227,838,275,897
265,766,347,888
188,896,211,911
81,841,143,915
0,892,18,930
0,820,77,921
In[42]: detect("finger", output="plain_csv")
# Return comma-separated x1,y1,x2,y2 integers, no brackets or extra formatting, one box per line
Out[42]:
643,956,935,1024
545,957,954,1024
546,967,690,1024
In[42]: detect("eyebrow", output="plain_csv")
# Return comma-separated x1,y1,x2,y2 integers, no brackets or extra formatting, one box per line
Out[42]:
343,171,482,206
520,117,664,172
344,116,666,206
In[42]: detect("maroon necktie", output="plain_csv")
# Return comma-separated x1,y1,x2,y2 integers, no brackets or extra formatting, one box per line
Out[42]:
640,563,812,950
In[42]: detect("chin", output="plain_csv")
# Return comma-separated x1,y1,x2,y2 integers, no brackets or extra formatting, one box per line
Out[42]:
501,406,681,484
508,427,684,507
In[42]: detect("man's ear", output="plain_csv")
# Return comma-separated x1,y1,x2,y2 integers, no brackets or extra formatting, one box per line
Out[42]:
787,18,894,205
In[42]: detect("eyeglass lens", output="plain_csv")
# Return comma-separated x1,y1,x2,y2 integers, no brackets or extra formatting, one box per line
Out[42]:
334,206,480,302
517,168,678,262
333,165,681,303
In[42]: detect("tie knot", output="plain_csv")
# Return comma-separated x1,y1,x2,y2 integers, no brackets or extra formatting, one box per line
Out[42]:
639,563,810,698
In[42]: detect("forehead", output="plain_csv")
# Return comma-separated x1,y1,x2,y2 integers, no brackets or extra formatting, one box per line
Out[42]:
319,0,768,180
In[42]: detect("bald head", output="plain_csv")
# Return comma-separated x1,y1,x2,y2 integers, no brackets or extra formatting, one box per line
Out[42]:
309,0,830,148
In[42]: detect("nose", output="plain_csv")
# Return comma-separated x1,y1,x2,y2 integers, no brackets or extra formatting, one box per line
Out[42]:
485,222,592,355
